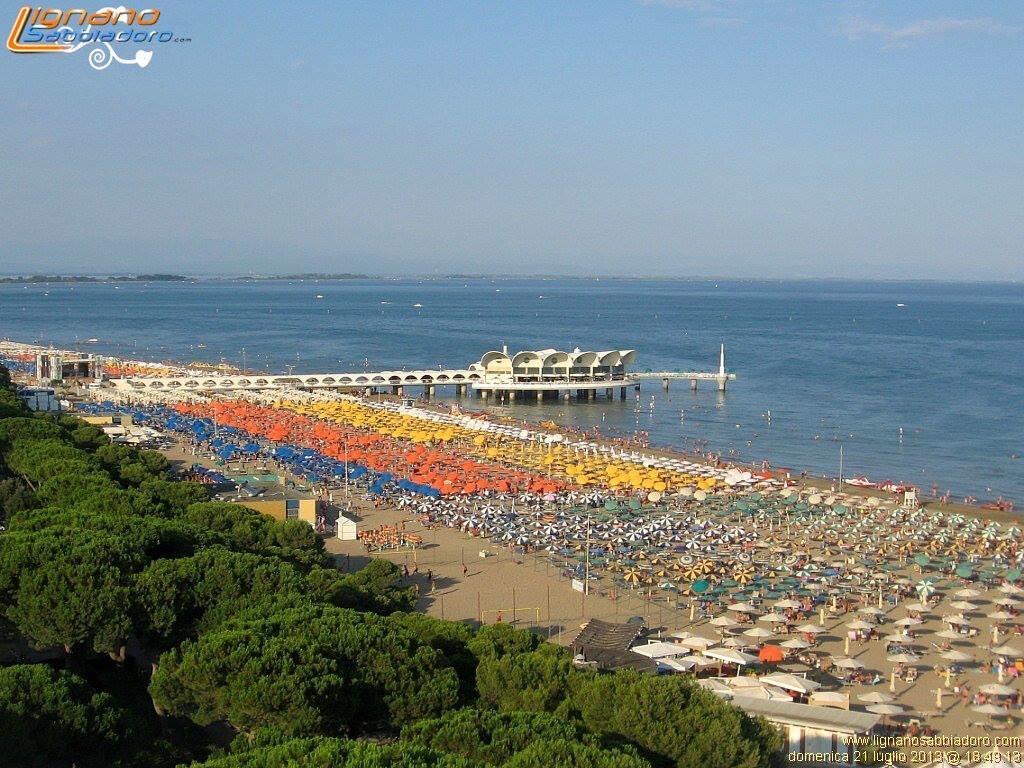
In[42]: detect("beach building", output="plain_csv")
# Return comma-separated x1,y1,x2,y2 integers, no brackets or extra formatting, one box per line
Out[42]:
234,496,317,526
35,351,104,382
719,696,880,766
16,386,60,412
336,515,358,540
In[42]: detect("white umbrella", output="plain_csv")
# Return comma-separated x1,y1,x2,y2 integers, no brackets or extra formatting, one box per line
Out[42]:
894,616,923,627
677,636,717,651
941,650,974,662
797,624,826,635
887,653,919,663
704,648,758,666
780,638,810,650
711,616,739,627
728,602,759,613
743,626,775,639
955,588,982,598
950,600,979,611
833,657,865,669
846,620,875,631
992,644,1024,657
758,613,789,624
760,673,821,694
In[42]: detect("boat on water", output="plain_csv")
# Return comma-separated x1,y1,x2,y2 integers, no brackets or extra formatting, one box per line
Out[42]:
845,475,876,488
316,294,324,299
412,303,423,308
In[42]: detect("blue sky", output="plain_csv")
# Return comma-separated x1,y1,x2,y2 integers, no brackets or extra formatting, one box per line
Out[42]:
1,0,1022,278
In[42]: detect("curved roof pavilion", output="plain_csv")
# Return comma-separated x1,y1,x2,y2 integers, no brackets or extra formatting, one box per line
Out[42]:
470,348,637,383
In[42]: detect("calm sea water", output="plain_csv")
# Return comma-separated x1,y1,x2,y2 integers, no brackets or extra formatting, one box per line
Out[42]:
2,278,1021,502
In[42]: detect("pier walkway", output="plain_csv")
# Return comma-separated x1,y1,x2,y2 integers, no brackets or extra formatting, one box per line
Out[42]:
106,346,737,400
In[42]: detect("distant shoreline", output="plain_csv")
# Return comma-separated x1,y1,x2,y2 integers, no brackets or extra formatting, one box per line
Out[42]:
1,273,1022,286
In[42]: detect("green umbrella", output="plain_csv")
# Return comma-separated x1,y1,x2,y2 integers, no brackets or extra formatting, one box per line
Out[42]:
955,562,974,579
691,579,711,594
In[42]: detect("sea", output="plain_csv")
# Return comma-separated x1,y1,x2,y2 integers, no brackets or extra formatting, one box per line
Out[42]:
1,278,1021,503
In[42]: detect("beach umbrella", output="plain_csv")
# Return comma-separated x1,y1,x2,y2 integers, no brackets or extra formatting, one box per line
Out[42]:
846,620,874,631
759,672,821,694
710,616,739,627
916,579,936,600
704,648,758,666
955,588,982,598
780,638,810,650
728,602,759,613
758,645,785,663
887,653,919,664
832,657,865,670
992,645,1024,658
941,650,973,662
743,626,774,639
796,624,826,635
949,600,979,611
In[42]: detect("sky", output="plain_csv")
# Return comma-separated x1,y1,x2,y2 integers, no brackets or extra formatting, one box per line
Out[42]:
1,0,1022,279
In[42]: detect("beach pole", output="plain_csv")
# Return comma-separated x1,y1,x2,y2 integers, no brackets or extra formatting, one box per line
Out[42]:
477,592,481,623
819,607,826,626
844,635,850,655
512,586,517,625
944,668,952,688
547,585,551,623
935,688,943,709
889,670,897,692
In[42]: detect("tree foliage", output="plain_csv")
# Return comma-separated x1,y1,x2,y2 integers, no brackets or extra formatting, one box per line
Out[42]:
0,664,137,768
150,603,461,736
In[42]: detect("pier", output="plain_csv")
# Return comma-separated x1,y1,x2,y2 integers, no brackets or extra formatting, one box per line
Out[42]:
106,345,736,398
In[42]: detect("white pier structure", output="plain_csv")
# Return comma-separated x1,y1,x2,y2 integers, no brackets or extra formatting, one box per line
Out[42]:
109,346,736,401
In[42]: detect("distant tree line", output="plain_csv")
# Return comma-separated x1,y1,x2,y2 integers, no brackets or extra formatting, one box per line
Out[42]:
0,274,192,283
0,362,782,768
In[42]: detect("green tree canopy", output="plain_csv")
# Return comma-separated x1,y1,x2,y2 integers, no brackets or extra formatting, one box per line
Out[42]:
150,603,461,736
0,664,136,768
